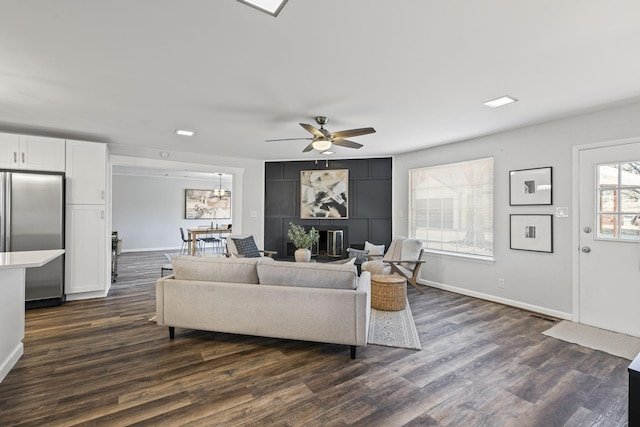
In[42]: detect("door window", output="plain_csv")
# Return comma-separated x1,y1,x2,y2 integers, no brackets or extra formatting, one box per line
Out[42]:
596,162,640,240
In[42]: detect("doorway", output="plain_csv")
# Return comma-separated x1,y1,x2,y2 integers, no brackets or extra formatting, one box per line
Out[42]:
576,137,640,337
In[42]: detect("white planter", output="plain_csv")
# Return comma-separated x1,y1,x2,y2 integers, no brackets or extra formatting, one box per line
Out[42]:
294,248,312,262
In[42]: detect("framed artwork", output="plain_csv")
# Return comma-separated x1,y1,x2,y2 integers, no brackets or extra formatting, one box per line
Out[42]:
185,189,231,219
510,214,553,253
300,169,349,219
509,166,552,205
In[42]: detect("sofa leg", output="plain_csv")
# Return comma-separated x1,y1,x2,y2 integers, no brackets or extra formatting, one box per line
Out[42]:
169,327,175,339
350,345,356,359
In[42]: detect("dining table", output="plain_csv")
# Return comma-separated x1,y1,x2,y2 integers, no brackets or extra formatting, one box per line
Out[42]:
187,227,232,256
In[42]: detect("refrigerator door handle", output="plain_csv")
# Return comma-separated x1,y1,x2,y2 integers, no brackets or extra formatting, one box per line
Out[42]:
0,173,4,252
4,173,11,250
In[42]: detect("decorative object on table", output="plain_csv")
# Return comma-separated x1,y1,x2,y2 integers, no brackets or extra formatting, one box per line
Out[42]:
510,214,553,252
361,236,426,294
509,166,552,205
287,221,319,262
184,175,231,220
300,169,349,218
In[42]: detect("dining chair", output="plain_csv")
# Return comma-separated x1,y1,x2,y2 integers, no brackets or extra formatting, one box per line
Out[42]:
198,225,223,254
180,227,202,255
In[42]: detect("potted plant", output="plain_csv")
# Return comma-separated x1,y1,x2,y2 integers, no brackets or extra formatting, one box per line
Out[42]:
287,221,319,262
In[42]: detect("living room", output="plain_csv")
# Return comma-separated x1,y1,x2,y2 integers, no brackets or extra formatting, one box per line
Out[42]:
2,1,640,425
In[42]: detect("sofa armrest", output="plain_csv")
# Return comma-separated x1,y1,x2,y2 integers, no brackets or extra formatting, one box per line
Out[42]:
156,274,175,325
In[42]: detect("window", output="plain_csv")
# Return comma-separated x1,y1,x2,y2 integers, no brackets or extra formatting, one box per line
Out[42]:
409,157,494,258
596,162,640,240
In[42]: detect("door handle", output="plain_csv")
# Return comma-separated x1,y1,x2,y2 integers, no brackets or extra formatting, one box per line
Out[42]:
583,226,592,233
581,246,591,253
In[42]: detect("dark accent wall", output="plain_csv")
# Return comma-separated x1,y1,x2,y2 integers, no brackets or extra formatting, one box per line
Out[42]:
265,158,392,259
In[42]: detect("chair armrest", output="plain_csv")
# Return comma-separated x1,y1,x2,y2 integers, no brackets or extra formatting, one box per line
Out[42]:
387,259,426,264
260,250,277,258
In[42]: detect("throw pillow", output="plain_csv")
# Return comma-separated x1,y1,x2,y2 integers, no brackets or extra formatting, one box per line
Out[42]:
232,236,261,258
347,248,369,264
364,241,385,256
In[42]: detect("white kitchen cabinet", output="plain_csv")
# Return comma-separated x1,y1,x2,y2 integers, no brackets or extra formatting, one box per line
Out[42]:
0,133,20,169
66,140,107,204
65,204,108,295
0,134,66,172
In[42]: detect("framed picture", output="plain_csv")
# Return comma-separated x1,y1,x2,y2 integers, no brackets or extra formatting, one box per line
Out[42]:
185,189,231,219
509,166,552,205
300,169,349,219
510,214,553,253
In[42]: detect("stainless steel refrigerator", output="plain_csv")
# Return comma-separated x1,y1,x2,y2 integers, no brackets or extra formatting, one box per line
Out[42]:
0,171,65,308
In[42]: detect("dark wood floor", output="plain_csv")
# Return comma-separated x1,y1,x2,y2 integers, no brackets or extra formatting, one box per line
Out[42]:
0,251,630,426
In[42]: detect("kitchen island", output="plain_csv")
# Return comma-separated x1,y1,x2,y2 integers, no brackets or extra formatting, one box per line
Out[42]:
0,249,64,383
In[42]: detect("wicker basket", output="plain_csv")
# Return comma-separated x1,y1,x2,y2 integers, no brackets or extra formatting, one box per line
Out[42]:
371,274,407,311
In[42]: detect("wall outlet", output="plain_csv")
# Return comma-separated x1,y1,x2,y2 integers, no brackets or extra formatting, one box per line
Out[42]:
498,278,505,289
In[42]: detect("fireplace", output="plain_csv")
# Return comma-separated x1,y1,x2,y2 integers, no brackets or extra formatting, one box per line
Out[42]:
286,226,347,259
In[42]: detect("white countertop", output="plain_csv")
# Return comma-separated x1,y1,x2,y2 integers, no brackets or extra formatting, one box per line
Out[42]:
0,249,65,270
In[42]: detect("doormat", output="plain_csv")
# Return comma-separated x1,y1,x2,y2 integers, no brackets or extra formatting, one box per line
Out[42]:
543,320,640,360
368,299,421,350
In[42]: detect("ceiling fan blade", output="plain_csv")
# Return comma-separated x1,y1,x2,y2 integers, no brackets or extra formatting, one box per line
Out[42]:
265,137,313,142
300,123,324,137
330,127,376,139
302,142,315,152
332,139,363,149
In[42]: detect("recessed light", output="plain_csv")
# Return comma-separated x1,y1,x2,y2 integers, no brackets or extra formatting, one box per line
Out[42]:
175,129,195,136
237,0,288,17
483,95,518,108
321,151,334,155
159,151,170,158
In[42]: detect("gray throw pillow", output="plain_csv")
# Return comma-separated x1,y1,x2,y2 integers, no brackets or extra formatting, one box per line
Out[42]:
347,248,369,264
232,236,261,258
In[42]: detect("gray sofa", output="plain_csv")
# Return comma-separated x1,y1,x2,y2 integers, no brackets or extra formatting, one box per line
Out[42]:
156,256,371,358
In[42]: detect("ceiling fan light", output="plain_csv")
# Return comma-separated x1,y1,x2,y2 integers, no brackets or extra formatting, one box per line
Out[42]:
312,138,332,151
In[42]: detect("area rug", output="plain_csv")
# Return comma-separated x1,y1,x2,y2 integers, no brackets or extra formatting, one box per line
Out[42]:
368,299,421,350
543,320,640,360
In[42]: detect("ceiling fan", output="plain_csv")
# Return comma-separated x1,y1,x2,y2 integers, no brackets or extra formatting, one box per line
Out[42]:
266,116,376,152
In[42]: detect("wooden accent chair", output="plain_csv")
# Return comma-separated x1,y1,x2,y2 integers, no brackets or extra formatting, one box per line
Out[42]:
361,236,426,294
225,234,277,258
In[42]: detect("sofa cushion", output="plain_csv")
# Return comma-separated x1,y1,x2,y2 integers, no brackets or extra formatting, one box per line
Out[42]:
171,255,272,284
231,236,261,258
347,248,369,264
364,241,385,256
257,261,357,290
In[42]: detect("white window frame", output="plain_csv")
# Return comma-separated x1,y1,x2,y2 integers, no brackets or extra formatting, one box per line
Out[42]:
409,157,494,260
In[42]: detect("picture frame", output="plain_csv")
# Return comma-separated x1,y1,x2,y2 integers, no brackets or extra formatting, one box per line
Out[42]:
300,169,349,219
509,166,552,205
185,188,231,220
510,214,553,253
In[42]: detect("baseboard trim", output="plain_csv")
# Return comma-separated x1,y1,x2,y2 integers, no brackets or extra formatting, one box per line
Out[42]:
0,343,23,383
121,247,181,253
419,279,572,321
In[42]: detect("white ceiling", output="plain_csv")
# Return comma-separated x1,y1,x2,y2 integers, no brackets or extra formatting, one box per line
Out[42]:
2,1,640,162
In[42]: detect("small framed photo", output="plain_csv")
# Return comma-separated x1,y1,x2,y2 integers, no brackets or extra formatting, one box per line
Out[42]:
509,167,552,205
510,214,553,253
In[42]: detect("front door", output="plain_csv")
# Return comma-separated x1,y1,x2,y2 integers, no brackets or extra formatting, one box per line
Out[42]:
578,140,640,337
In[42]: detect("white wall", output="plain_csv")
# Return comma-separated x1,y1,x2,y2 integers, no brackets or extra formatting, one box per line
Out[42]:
108,146,265,252
112,174,233,251
394,99,640,319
